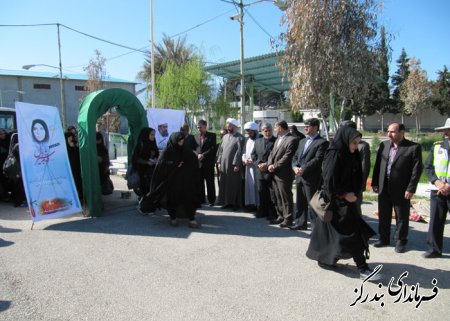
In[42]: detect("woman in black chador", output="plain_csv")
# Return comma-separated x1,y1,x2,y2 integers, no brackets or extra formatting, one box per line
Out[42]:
142,131,201,227
306,126,379,280
96,132,110,188
65,131,83,201
132,127,159,203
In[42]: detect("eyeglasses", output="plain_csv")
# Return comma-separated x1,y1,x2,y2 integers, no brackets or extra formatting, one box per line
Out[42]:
263,129,271,132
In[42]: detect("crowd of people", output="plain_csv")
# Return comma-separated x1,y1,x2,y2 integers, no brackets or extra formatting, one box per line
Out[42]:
2,116,448,279
134,117,447,280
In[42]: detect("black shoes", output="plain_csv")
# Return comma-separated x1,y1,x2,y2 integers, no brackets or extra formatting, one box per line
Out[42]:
422,250,442,259
394,241,406,253
373,240,389,248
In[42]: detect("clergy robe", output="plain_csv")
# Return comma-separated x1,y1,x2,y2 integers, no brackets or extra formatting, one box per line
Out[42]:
217,131,245,207
242,135,260,206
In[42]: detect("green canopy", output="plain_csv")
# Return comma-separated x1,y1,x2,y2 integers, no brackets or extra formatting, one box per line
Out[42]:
78,88,148,217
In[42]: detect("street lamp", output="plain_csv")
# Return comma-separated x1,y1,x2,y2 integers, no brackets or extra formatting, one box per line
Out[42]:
22,63,66,129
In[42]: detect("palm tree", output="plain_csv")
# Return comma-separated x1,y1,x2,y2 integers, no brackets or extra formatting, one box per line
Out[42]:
138,33,196,81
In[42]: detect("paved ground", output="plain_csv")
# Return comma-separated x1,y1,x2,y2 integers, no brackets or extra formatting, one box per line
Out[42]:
0,175,449,321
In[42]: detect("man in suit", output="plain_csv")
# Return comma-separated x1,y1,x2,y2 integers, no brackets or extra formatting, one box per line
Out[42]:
371,122,423,253
291,118,329,230
195,120,217,206
267,120,300,228
251,123,277,219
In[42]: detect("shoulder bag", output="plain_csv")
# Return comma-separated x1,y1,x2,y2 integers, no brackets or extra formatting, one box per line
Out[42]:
310,189,333,223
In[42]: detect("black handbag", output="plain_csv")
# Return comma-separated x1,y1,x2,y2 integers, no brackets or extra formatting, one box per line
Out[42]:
2,133,20,179
310,190,333,223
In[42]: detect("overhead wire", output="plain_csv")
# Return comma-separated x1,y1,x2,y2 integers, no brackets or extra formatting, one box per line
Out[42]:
169,9,236,38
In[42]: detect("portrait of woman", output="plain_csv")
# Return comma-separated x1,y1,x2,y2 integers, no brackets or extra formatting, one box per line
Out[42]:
31,119,51,164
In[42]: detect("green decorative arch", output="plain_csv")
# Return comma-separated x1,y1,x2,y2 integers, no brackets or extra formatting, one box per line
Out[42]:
78,88,148,217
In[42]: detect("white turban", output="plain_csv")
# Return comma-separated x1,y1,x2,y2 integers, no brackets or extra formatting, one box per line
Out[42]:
244,122,259,131
226,118,239,127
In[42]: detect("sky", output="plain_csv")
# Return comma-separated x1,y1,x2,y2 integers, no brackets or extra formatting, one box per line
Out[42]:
1,0,449,95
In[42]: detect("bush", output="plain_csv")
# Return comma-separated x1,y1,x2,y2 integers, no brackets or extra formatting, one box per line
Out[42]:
419,133,442,151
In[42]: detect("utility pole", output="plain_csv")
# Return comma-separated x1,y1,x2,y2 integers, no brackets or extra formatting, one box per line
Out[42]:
57,24,66,129
239,0,245,132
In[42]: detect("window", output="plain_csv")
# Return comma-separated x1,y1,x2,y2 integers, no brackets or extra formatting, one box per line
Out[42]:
33,83,51,89
75,85,86,91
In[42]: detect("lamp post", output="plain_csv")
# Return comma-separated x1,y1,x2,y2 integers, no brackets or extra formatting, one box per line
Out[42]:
22,63,66,129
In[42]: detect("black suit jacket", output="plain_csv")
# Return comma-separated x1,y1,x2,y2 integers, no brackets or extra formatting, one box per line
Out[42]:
251,136,276,181
195,131,217,168
292,135,329,188
372,138,423,198
267,133,299,182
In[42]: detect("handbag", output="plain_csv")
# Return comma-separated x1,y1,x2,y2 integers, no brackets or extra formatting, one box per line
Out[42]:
310,190,333,223
2,153,19,179
126,165,140,190
2,133,20,179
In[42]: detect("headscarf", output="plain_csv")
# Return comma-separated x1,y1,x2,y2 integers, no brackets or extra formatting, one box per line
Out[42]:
321,126,362,202
156,131,186,166
132,127,159,165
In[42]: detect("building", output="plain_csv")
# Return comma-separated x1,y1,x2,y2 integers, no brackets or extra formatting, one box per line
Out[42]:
0,69,137,128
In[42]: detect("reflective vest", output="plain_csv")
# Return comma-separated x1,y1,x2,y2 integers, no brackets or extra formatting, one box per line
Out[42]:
433,143,450,182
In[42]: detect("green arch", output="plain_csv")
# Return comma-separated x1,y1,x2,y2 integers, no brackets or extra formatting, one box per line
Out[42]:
78,88,148,217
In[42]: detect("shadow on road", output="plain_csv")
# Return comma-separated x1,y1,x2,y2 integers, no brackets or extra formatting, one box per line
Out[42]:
43,202,311,240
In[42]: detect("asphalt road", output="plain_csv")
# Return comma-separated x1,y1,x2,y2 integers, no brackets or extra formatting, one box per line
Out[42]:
0,175,449,321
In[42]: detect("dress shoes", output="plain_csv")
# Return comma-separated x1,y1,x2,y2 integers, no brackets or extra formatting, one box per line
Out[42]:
209,203,216,207
422,250,442,259
269,218,283,225
288,224,307,231
373,240,389,248
394,241,406,253
279,221,294,228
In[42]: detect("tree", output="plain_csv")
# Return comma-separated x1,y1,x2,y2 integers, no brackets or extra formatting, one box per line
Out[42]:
391,48,410,114
358,25,392,129
83,50,120,133
139,33,196,81
83,49,107,93
431,65,450,115
281,0,381,130
400,57,431,133
211,80,239,129
156,57,211,121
